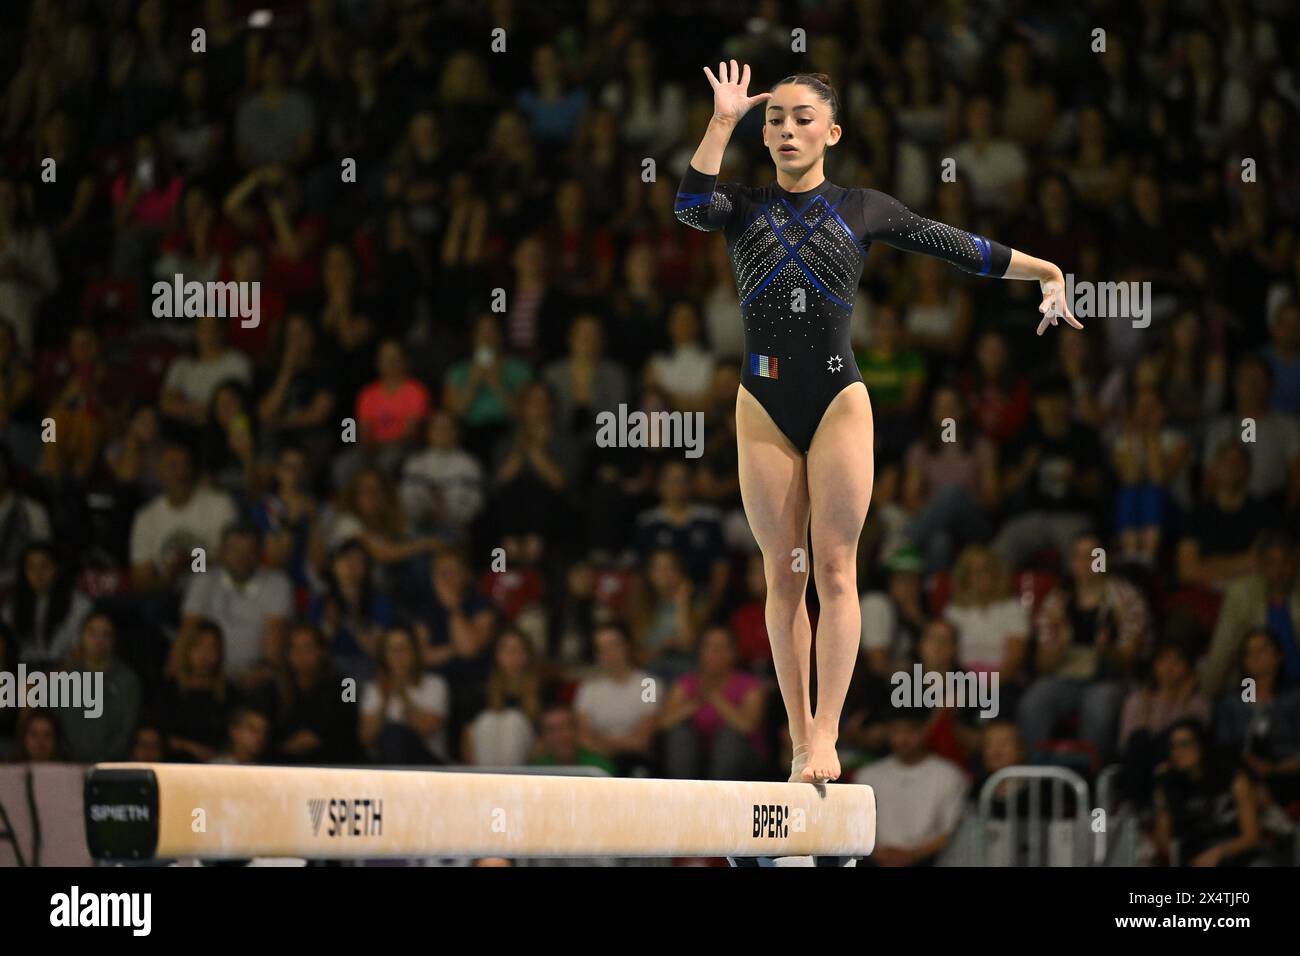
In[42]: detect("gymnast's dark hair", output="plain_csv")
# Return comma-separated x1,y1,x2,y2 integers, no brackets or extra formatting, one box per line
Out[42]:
772,73,839,124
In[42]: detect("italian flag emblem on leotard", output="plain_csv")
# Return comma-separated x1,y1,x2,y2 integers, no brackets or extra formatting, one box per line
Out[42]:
750,353,779,379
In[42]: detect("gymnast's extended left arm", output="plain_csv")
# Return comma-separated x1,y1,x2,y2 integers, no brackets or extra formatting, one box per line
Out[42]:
860,188,1083,337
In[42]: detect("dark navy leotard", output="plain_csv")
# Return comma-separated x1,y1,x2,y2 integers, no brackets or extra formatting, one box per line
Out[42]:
674,164,1012,453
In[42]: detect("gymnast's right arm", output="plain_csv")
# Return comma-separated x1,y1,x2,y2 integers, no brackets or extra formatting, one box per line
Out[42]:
674,60,770,232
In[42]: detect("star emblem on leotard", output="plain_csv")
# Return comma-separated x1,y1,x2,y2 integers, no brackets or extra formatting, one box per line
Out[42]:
827,354,844,373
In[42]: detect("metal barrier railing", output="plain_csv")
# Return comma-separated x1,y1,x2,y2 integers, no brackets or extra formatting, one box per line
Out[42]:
975,766,1091,866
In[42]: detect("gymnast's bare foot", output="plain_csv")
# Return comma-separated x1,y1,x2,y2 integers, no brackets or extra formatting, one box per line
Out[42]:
801,731,840,783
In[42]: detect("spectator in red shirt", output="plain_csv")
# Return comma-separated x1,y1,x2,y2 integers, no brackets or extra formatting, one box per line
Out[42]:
350,338,431,477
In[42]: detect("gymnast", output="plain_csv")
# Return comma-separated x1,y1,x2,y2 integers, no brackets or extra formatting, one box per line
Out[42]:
674,62,1083,783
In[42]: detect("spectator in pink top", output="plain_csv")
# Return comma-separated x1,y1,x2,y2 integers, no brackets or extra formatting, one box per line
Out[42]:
111,131,183,279
659,625,769,779
352,338,431,474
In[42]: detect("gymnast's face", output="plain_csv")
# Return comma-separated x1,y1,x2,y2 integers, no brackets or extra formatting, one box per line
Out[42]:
762,83,840,174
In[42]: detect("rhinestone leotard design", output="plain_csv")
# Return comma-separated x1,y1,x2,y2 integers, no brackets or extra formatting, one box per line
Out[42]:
675,164,1012,452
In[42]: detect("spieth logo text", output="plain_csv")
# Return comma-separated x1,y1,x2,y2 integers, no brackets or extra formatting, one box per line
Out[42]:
308,798,384,837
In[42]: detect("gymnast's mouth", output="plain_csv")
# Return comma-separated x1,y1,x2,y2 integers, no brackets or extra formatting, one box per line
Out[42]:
779,145,798,154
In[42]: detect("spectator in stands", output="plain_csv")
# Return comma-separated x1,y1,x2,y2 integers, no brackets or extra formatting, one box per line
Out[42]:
351,337,431,476
399,410,485,542
900,384,998,572
111,131,183,281
1201,354,1300,511
855,304,926,464
1110,384,1188,566
309,537,392,680
159,314,253,439
899,254,973,365
176,522,292,687
200,380,258,494
859,545,929,677
0,175,59,358
1020,532,1150,761
853,710,969,866
157,618,233,763
234,49,316,169
129,722,167,762
645,300,714,412
55,613,140,763
4,542,93,667
529,704,617,775
993,372,1104,571
0,318,39,472
462,628,544,766
1201,529,1300,695
212,706,271,765
573,622,659,775
542,312,629,439
634,460,730,618
950,95,1029,215
944,544,1029,681
0,445,51,593
11,710,63,763
251,444,319,591
1158,308,1226,436
39,324,110,483
960,329,1030,448
1214,628,1300,831
314,466,440,588
1175,440,1268,590
630,548,704,683
1264,302,1300,416
104,404,165,498
443,312,534,462
729,552,774,673
359,624,450,764
1117,641,1210,807
257,313,335,462
1153,719,1266,866
660,626,768,780
274,622,359,764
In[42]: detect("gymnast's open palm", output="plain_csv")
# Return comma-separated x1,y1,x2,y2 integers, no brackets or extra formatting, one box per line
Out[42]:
703,60,771,126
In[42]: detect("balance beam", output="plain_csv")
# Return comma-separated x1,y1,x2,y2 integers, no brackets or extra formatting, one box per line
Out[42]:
85,763,876,861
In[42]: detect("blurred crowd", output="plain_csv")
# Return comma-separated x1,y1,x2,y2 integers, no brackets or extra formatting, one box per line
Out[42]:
1,0,1299,866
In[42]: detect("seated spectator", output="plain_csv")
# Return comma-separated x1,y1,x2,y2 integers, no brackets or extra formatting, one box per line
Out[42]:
1264,301,1300,416
1153,719,1268,866
308,537,392,680
38,324,111,483
257,313,335,462
645,300,714,412
159,314,252,440
659,626,768,780
911,617,985,768
1118,641,1211,807
853,711,969,866
129,722,168,762
10,710,63,763
157,619,234,763
274,622,360,764
110,131,183,280
412,546,496,675
234,50,316,169
462,628,544,766
1175,440,1269,590
1200,529,1300,695
630,548,704,683
0,446,51,592
854,304,925,463
943,545,1029,680
199,379,258,494
104,404,165,499
1110,384,1188,565
859,545,929,677
1019,532,1149,762
573,622,659,775
443,312,533,462
529,704,617,775
56,613,141,763
176,523,292,687
252,445,319,591
359,624,450,765
314,466,440,589
900,385,998,573
900,254,973,363
1214,628,1300,830
212,706,271,765
490,381,577,561
634,460,730,618
0,175,58,358
4,542,93,666
399,410,486,542
1200,354,1300,512
0,317,39,472
542,313,629,438
350,337,431,474
992,372,1103,571
1158,307,1225,437
729,552,776,673
129,441,238,596
959,330,1030,448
